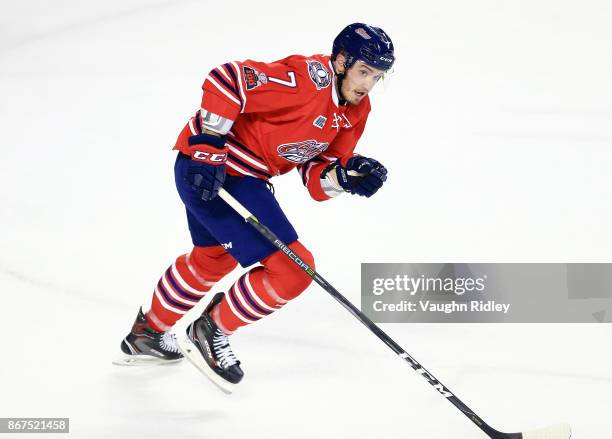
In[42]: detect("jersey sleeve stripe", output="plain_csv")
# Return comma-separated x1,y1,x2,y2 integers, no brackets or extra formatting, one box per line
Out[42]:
210,69,240,100
210,69,241,101
223,63,238,84
220,64,241,98
296,159,333,202
229,61,247,113
194,110,203,133
303,160,317,185
297,163,307,184
205,74,242,107
297,164,307,184
297,157,325,186
217,65,233,82
188,118,198,135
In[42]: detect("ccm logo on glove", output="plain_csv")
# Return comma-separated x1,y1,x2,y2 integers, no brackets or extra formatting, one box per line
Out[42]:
192,150,228,163
186,132,229,201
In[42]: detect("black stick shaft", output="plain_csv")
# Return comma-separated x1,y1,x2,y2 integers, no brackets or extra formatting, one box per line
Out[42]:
217,184,516,438
243,216,514,438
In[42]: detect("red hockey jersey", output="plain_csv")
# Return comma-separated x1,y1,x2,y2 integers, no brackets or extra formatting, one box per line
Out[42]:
173,54,371,201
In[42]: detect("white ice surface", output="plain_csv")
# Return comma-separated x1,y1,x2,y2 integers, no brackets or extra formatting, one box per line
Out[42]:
1,1,611,438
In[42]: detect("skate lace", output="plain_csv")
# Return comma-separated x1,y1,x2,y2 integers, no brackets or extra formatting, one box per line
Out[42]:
159,331,179,354
212,329,238,368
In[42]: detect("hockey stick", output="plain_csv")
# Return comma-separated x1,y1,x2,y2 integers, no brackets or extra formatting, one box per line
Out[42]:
218,188,571,439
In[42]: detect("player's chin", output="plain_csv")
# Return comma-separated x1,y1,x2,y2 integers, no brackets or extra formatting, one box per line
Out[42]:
348,91,367,105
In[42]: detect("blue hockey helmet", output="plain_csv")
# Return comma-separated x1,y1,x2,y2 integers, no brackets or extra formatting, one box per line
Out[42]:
332,23,395,71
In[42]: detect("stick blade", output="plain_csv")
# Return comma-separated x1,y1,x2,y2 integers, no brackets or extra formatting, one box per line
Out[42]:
521,423,571,439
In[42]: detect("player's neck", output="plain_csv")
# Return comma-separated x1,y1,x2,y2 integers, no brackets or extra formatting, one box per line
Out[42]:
335,74,348,106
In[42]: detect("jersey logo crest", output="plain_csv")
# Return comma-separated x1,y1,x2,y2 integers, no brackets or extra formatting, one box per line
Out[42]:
243,66,268,90
306,60,331,90
277,140,329,163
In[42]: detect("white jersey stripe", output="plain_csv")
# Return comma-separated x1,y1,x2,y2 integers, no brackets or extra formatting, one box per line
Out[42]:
227,144,269,171
226,159,257,178
230,61,247,113
329,60,339,107
217,65,232,82
206,74,242,107
188,118,198,135
304,160,316,185
320,155,337,162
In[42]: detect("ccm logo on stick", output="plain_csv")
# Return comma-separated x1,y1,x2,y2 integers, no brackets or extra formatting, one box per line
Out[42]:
193,151,227,162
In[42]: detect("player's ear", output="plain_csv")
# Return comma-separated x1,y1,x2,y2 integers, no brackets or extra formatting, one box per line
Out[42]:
333,53,347,75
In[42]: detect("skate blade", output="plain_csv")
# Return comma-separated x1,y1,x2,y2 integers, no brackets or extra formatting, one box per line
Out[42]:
112,353,183,366
175,333,235,395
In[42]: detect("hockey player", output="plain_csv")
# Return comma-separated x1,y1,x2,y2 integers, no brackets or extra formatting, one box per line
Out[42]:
115,23,395,392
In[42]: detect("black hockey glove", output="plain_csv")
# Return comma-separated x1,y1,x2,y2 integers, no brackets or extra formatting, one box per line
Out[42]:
187,133,228,201
333,155,388,198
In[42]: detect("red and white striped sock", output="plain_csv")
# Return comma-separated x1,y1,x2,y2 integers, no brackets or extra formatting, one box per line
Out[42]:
211,240,314,334
211,266,287,334
146,254,213,331
146,246,238,331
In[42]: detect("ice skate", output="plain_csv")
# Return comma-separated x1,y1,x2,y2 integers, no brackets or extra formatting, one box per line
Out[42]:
175,292,244,394
113,307,183,366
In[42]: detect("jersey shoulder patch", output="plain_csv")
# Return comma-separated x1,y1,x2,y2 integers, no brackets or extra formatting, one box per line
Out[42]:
305,59,332,90
242,65,268,90
240,57,305,94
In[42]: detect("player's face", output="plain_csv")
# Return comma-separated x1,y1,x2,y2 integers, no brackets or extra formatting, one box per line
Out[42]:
341,61,386,105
